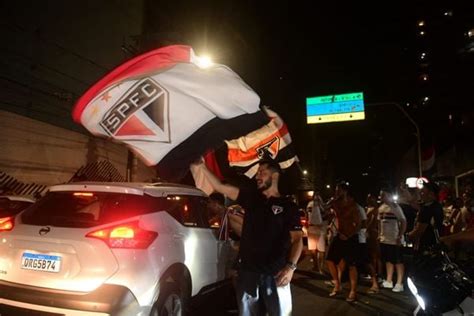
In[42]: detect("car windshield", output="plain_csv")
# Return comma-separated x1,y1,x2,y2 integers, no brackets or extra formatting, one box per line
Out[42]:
21,191,168,228
0,198,33,217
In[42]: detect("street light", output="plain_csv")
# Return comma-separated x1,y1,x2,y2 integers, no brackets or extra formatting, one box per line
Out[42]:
326,184,331,189
303,170,308,175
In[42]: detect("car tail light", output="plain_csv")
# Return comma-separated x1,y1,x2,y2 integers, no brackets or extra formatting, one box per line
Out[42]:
86,221,157,249
0,217,14,232
73,192,94,197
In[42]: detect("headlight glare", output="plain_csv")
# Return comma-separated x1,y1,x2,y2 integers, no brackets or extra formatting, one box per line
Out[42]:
407,277,426,311
407,277,418,295
416,294,426,310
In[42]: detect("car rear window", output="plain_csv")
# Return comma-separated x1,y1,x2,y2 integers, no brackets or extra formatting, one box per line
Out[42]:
21,191,168,228
0,198,33,217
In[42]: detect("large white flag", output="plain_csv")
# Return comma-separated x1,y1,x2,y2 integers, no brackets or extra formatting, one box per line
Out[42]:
73,45,265,173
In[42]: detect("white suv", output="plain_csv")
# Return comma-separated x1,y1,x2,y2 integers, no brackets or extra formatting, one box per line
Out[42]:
0,182,234,315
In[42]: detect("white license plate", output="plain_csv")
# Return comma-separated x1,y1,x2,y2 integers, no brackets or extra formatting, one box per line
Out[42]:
21,253,61,273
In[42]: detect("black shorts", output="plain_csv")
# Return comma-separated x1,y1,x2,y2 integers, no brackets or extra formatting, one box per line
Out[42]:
380,244,403,264
357,242,370,265
326,235,360,266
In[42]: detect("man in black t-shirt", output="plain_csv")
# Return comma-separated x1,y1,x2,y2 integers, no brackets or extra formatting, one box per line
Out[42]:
191,160,303,316
408,182,443,252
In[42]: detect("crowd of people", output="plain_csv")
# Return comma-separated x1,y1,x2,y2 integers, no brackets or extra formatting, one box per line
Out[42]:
192,156,473,315
305,181,473,302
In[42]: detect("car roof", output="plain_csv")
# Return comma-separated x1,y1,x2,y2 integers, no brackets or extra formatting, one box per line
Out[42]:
49,182,206,197
0,195,36,203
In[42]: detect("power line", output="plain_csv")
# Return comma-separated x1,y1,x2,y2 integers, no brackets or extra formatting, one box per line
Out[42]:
0,47,93,88
0,76,78,111
0,100,72,119
0,75,75,102
1,22,110,72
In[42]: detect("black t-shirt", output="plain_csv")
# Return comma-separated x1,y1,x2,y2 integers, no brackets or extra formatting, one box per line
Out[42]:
236,187,302,275
417,201,443,251
399,203,417,233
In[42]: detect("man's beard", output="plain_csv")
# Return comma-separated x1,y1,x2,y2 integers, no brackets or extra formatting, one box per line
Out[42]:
258,178,272,191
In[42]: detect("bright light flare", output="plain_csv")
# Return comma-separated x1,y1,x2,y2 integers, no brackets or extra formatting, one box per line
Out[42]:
195,55,213,69
110,227,135,238
0,217,13,232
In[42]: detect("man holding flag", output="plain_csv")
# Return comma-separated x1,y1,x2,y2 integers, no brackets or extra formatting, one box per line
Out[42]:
73,43,302,314
191,159,303,316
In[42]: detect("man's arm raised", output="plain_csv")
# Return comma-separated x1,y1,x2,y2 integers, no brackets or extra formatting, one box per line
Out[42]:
190,160,240,201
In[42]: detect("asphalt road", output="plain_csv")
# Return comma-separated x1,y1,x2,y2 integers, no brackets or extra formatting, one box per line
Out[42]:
291,261,417,316
194,253,417,316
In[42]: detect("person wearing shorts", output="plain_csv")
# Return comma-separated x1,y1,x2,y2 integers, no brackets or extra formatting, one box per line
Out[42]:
306,192,327,273
325,182,361,302
378,189,407,293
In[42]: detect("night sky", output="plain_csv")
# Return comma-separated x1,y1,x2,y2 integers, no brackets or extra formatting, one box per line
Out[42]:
146,0,473,195
145,1,442,189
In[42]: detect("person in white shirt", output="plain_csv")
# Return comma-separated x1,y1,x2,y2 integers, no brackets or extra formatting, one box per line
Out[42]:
306,192,327,274
378,189,407,293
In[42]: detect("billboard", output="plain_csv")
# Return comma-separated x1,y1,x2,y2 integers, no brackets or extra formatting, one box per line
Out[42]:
306,92,365,124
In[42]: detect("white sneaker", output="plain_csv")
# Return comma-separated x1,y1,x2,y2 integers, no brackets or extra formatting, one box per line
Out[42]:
392,284,404,292
381,280,393,289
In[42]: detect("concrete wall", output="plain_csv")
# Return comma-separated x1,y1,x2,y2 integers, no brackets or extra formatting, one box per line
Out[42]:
0,110,154,186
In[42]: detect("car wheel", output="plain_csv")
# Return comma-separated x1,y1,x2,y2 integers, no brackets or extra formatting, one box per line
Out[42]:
151,282,186,316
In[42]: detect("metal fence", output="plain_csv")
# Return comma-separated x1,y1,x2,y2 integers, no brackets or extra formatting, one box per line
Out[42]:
1,160,125,197
69,160,125,183
0,172,48,197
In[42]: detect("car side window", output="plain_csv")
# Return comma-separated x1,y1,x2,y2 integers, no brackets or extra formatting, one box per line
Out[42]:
165,195,208,228
189,196,212,229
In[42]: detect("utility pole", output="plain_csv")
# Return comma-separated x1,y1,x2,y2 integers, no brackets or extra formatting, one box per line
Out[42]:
368,102,422,178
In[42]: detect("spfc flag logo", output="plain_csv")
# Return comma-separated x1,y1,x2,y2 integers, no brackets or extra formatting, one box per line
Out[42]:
272,205,284,215
100,77,170,142
256,137,280,160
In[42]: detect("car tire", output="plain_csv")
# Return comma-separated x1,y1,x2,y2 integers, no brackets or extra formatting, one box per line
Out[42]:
151,281,188,316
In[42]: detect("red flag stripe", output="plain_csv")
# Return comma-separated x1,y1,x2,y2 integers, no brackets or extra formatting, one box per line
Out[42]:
204,150,224,181
72,45,192,123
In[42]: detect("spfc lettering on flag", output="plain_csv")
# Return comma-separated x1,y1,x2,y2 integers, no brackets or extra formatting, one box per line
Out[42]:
100,77,170,142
